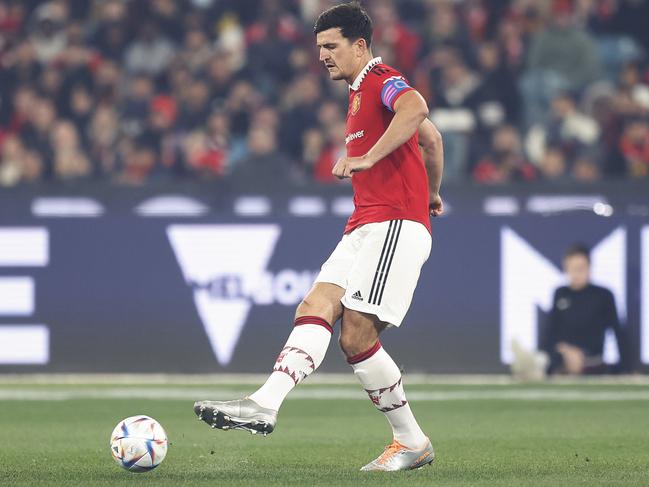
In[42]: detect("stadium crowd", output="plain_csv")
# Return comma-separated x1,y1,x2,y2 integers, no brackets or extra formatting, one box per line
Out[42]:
0,0,647,187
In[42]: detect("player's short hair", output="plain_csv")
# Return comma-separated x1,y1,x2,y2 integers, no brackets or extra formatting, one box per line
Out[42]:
564,243,590,263
313,2,373,48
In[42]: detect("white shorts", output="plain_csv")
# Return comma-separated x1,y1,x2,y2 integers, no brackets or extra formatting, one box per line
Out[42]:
315,219,431,327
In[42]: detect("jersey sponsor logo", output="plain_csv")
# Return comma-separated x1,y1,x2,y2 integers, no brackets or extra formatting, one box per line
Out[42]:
381,76,411,110
345,130,364,145
351,290,363,301
167,224,318,366
351,92,362,116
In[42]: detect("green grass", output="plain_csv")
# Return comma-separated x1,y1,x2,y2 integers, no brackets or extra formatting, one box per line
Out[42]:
1,382,648,486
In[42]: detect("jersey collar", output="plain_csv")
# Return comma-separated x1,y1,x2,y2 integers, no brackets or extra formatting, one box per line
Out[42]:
349,56,382,91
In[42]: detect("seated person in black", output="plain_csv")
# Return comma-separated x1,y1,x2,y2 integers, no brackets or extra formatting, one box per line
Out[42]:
542,244,621,375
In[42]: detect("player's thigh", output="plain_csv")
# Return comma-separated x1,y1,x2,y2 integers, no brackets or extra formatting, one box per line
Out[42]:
305,231,361,325
342,220,431,328
296,283,345,327
313,232,360,290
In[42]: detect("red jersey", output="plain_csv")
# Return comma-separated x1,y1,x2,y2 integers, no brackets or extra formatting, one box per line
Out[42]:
344,57,431,234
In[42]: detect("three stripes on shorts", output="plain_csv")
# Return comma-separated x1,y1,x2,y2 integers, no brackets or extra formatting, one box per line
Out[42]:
368,219,403,306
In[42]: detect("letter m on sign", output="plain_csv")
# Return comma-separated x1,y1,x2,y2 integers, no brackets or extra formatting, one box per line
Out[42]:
500,227,625,364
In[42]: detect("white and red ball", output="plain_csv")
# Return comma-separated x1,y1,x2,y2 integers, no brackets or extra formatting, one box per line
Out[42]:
110,415,168,472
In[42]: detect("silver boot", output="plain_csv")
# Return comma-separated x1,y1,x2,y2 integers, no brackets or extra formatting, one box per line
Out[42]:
360,438,435,471
193,398,277,436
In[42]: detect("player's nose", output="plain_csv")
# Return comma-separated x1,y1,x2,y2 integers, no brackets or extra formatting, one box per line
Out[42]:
319,48,328,62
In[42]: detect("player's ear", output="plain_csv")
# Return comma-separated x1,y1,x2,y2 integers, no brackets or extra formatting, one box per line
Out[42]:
354,38,367,57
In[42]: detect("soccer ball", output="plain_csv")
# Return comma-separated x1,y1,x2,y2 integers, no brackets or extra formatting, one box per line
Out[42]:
110,415,168,472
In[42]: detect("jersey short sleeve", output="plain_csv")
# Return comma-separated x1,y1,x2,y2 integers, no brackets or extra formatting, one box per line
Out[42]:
377,72,415,112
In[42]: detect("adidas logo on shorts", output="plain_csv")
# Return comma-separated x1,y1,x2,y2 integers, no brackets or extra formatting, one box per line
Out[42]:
351,290,363,301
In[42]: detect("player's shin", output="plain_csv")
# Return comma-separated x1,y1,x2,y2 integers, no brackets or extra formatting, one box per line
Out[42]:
348,341,428,449
248,316,332,411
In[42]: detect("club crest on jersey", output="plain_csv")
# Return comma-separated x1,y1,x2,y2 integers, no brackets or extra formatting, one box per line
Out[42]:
351,92,362,116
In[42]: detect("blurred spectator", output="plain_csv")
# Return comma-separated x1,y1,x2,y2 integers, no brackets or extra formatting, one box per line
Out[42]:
0,135,43,186
177,28,213,74
121,74,156,137
535,2,601,88
88,105,119,176
537,146,568,181
521,0,601,125
246,6,301,95
138,94,182,180
618,63,649,113
526,92,601,177
475,41,521,126
423,1,474,65
279,73,322,160
302,127,326,180
51,120,91,181
0,135,26,186
297,99,346,184
225,80,263,141
124,21,174,76
572,153,602,183
181,110,230,179
472,125,537,184
21,97,56,179
177,78,212,132
619,119,649,178
430,54,481,181
0,0,646,188
93,59,120,104
67,85,94,141
206,49,238,99
3,85,37,134
117,140,156,186
29,1,69,64
549,93,600,153
148,0,187,44
92,0,129,62
370,0,420,75
3,41,41,94
231,123,293,187
305,118,347,184
0,2,25,39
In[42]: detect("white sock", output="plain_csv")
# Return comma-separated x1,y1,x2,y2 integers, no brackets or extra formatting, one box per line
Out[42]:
249,316,332,411
349,341,428,449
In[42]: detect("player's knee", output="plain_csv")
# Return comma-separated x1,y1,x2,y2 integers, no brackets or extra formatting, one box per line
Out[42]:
295,298,312,317
295,291,342,325
295,296,327,319
338,332,359,357
338,329,371,358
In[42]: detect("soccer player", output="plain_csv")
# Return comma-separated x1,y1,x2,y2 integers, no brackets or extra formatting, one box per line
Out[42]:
194,2,444,471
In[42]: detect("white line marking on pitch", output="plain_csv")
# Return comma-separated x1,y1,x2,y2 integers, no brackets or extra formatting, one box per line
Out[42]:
2,374,649,386
0,388,648,401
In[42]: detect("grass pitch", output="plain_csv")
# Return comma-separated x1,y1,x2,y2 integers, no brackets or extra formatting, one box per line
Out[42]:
1,379,648,486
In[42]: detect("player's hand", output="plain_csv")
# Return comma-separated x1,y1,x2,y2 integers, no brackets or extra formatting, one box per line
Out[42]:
332,155,375,179
429,192,443,217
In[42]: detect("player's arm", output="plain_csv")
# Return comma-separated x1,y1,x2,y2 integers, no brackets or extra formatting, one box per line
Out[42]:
418,118,444,216
332,90,428,178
